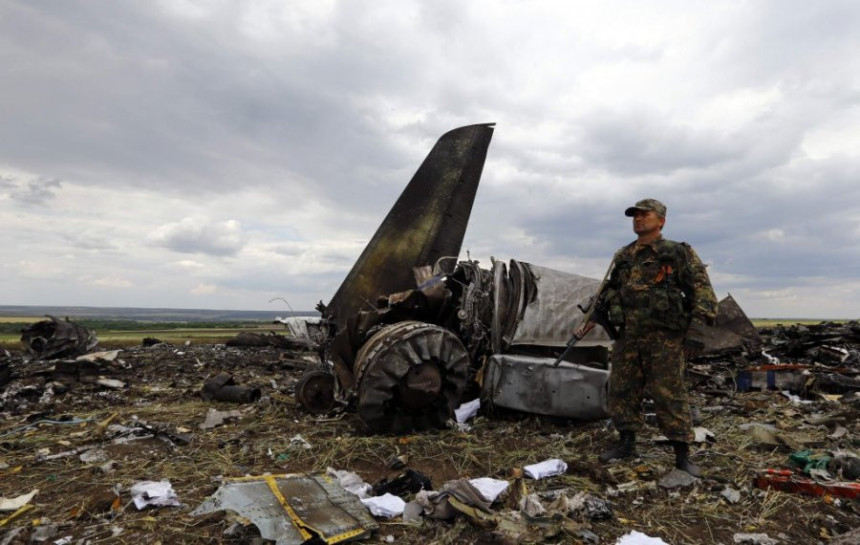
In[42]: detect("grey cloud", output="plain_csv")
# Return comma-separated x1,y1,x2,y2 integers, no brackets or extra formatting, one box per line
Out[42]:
61,232,119,252
709,2,860,90
9,176,62,206
149,218,248,256
0,1,441,205
0,175,16,189
578,111,753,176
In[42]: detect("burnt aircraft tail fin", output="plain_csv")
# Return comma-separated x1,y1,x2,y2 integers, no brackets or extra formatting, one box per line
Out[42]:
324,123,495,329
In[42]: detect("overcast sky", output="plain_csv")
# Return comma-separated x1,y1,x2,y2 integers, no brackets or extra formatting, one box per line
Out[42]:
1,1,858,319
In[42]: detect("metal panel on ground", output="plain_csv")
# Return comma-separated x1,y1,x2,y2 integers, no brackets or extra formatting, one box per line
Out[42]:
481,354,609,420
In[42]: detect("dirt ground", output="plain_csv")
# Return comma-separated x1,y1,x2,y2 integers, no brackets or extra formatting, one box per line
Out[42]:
1,337,858,545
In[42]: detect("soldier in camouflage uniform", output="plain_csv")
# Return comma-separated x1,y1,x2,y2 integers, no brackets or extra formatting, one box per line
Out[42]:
598,198,717,477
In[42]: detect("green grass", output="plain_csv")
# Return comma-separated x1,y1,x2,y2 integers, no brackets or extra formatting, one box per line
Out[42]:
750,318,850,327
0,318,284,349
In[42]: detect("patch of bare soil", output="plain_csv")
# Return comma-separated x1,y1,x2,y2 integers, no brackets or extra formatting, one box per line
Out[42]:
1,340,858,544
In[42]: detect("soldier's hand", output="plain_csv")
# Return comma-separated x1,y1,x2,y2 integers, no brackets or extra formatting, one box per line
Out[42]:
574,321,596,338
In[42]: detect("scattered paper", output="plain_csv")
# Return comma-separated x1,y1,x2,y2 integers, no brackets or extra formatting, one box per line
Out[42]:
693,427,715,443
455,398,481,423
468,477,509,503
130,480,180,510
523,458,567,479
615,530,670,544
0,489,38,511
361,493,405,518
326,467,373,499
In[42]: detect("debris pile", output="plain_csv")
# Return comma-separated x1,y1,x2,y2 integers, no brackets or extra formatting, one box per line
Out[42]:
20,315,98,360
0,319,856,544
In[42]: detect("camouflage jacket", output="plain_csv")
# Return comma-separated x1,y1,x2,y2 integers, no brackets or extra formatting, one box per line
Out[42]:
603,236,717,338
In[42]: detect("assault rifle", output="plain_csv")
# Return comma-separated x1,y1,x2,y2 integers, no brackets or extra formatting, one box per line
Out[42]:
552,254,619,367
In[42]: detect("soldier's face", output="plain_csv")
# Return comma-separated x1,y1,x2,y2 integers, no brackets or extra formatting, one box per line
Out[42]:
632,210,665,236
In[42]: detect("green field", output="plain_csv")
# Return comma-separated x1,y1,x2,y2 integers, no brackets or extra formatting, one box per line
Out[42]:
1,315,849,351
0,318,284,349
749,318,849,327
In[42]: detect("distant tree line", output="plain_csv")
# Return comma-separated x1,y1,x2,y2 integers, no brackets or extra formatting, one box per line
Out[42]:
0,319,268,334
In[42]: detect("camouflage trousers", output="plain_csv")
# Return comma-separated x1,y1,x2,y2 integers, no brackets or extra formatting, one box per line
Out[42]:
608,330,694,443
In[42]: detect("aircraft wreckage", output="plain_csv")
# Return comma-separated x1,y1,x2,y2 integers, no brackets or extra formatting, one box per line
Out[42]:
296,123,759,434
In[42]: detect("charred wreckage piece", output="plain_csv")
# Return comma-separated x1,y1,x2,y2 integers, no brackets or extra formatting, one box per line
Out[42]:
297,124,760,434
21,315,99,360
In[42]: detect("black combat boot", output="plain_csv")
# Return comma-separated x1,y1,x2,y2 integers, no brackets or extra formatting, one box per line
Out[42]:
672,441,701,477
599,430,637,463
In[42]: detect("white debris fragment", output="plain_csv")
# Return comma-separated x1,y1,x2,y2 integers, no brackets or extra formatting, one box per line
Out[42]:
360,493,405,518
615,530,671,544
733,533,779,545
468,477,509,503
523,458,567,479
0,489,38,511
96,378,126,389
76,350,122,362
130,480,180,510
519,492,545,516
454,398,481,423
781,391,812,405
761,350,780,365
326,467,373,499
199,408,243,430
289,434,312,450
721,486,741,504
693,427,716,443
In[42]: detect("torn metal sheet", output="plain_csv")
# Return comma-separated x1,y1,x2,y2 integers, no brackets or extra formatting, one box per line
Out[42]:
700,294,763,355
324,123,495,330
274,315,327,347
497,261,613,351
21,315,98,360
191,473,378,545
482,354,609,420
